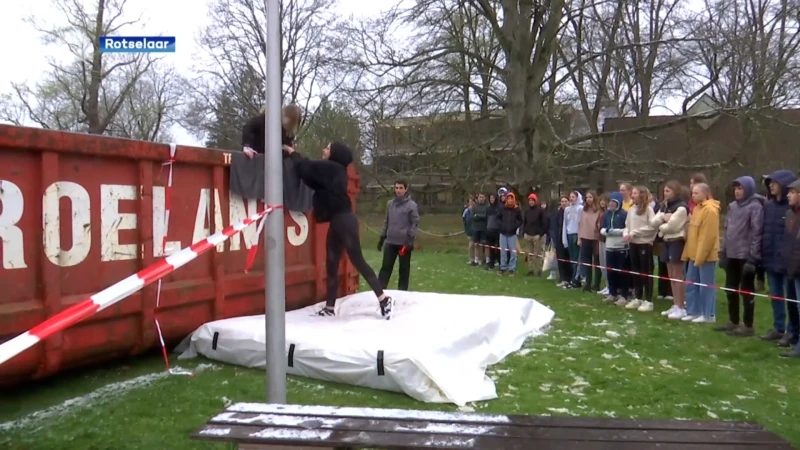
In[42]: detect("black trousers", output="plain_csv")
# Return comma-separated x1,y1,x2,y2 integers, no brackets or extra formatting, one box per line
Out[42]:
657,260,672,297
378,243,412,291
606,249,630,298
485,231,500,266
724,258,756,327
578,239,601,289
629,243,653,301
555,244,572,282
325,212,383,307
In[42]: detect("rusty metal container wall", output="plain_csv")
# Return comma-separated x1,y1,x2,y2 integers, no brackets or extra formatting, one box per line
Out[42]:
0,125,360,386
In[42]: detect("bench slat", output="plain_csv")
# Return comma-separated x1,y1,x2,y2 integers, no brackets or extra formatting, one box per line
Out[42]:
224,402,764,432
191,423,796,450
206,411,787,445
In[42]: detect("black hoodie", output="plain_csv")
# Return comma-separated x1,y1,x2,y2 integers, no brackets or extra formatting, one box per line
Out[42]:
288,142,353,223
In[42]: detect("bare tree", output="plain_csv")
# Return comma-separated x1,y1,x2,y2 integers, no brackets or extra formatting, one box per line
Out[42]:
618,0,689,116
0,0,162,136
685,0,800,108
183,0,340,143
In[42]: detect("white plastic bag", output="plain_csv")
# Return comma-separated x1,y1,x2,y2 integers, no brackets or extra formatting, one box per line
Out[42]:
543,246,557,272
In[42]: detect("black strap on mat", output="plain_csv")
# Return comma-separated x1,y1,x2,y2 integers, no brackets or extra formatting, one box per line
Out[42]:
377,350,385,376
288,343,296,367
211,332,219,350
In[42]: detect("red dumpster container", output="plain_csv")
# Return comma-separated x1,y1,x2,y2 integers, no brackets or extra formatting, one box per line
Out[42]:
0,125,360,386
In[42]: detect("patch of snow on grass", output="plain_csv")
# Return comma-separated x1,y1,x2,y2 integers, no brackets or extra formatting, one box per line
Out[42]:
0,363,219,432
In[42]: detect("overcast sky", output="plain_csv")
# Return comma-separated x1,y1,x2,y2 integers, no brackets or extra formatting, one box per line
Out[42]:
0,0,387,147
1,0,683,147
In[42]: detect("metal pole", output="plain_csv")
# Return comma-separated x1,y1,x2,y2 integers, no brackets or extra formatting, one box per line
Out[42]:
264,0,286,404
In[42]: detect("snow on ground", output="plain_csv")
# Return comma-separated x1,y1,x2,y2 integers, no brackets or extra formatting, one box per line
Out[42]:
0,363,219,432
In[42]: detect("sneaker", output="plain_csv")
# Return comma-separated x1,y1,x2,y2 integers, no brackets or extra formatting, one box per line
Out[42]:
777,333,797,348
508,272,516,277
665,296,674,300
661,305,677,316
498,270,506,276
625,299,642,310
599,287,609,295
316,307,335,317
727,325,755,337
692,315,715,323
681,314,697,322
714,322,737,332
557,281,568,287
657,295,665,300
761,328,784,341
547,272,557,280
668,308,687,320
614,297,629,307
603,295,617,303
637,301,654,312
379,297,393,320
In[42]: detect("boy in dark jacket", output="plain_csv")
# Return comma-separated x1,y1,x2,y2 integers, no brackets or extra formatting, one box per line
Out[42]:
760,169,800,347
462,199,474,264
470,194,490,266
523,193,548,276
485,195,502,269
781,180,800,357
497,193,523,276
717,176,765,336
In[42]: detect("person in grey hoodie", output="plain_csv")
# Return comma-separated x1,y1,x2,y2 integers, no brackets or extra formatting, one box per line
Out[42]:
378,180,420,291
716,176,764,336
562,190,583,288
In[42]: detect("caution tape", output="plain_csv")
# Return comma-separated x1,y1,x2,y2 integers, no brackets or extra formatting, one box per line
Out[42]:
0,206,282,367
475,242,798,305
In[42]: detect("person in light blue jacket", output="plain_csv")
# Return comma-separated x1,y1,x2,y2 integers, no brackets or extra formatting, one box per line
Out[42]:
562,190,583,287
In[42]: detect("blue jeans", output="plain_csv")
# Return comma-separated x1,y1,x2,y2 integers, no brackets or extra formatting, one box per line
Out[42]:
768,272,798,334
500,234,518,272
685,261,717,317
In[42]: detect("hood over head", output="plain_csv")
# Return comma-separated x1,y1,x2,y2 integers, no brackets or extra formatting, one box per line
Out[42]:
328,142,353,167
528,193,538,203
608,191,622,208
733,176,756,202
764,169,798,202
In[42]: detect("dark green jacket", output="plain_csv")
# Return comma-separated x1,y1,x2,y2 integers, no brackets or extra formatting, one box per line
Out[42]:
471,203,490,232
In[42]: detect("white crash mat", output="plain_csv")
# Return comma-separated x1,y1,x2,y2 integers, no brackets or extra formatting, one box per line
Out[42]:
177,290,554,406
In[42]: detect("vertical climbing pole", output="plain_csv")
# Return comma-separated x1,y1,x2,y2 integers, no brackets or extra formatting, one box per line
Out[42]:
264,0,287,404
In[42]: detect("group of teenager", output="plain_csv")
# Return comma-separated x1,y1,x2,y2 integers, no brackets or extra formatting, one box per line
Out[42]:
463,171,800,358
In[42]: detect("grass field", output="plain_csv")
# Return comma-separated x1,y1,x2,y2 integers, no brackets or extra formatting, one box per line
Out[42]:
2,213,800,449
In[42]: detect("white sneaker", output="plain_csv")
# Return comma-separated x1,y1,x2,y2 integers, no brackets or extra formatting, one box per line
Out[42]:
599,287,609,295
657,295,665,300
665,296,674,300
668,308,687,320
603,295,617,303
615,297,629,307
547,272,557,280
692,315,715,323
625,299,642,310
681,314,697,322
661,305,677,316
637,301,654,312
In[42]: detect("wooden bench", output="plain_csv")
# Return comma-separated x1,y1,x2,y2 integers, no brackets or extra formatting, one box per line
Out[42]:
191,402,796,449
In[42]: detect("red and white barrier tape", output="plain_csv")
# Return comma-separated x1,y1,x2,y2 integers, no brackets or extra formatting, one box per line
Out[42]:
476,242,799,305
0,205,281,367
156,143,183,375
244,213,268,274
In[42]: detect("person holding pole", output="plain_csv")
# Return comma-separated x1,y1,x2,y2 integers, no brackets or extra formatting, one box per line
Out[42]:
378,179,420,291
283,142,394,319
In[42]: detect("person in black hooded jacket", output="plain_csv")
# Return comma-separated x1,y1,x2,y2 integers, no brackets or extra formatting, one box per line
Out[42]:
284,142,393,319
